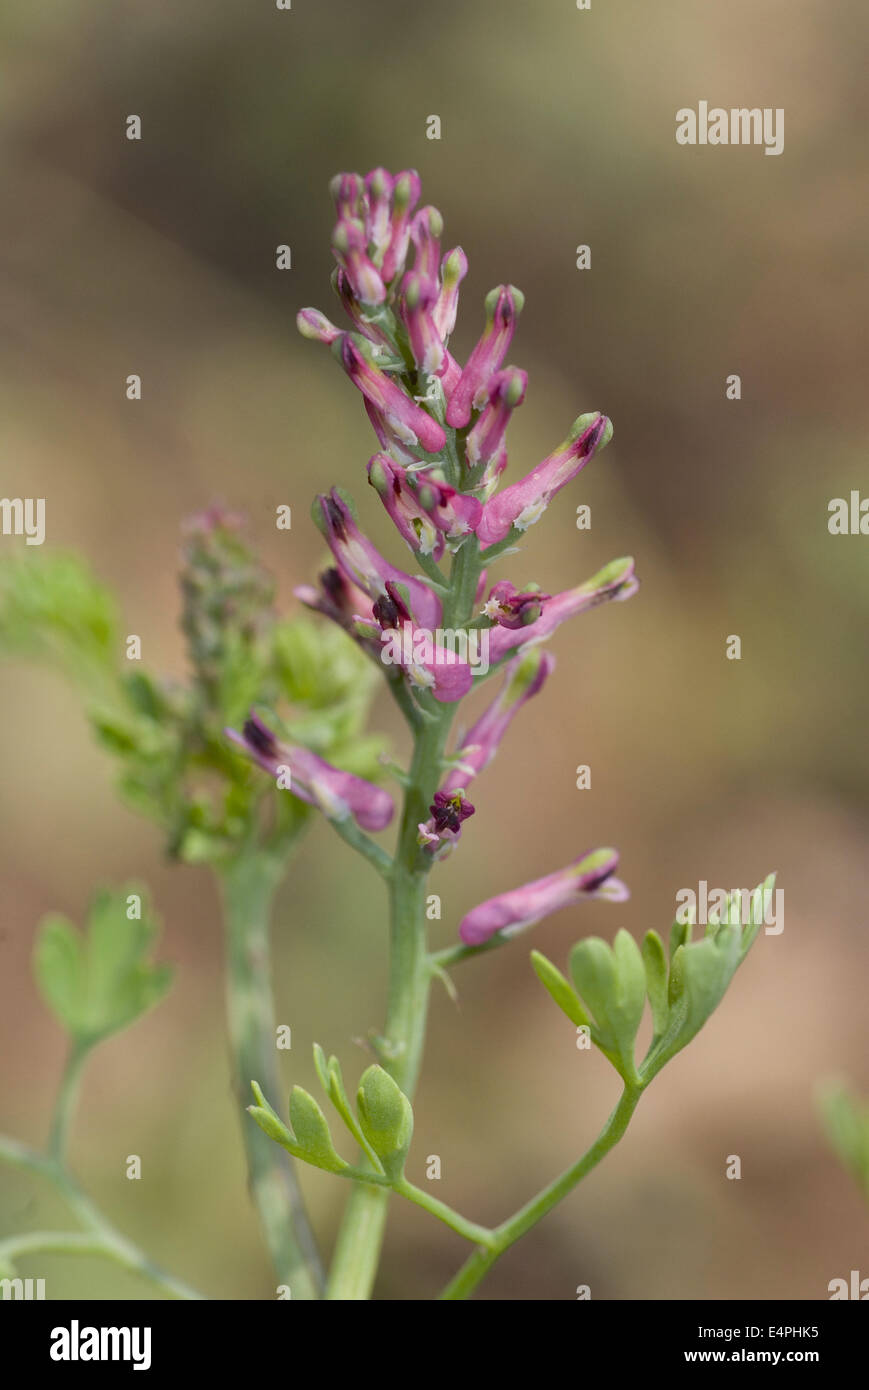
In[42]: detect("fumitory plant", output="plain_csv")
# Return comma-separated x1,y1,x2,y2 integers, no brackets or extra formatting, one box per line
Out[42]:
222,166,776,1300
0,167,776,1302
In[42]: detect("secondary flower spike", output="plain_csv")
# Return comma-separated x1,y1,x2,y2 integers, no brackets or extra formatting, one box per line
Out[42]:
477,412,613,547
227,714,394,831
459,849,629,946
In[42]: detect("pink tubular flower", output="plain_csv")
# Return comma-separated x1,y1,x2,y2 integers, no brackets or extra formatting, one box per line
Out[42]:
296,307,342,345
465,367,527,492
486,557,638,663
363,398,419,464
477,412,613,547
331,220,387,307
482,580,550,631
367,454,480,555
332,270,395,350
433,247,468,340
446,285,525,429
399,273,445,377
380,169,422,284
227,713,394,831
294,566,376,634
416,650,553,853
336,334,446,454
330,172,364,221
458,848,629,946
314,488,443,631
367,584,473,704
367,454,444,559
441,649,554,796
410,206,443,281
363,167,394,265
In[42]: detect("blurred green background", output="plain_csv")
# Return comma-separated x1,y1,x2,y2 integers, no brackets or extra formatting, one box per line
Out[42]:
1,0,868,1299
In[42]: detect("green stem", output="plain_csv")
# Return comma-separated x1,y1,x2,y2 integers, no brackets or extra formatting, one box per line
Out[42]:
393,1179,496,1247
326,537,483,1300
439,1084,644,1300
219,851,324,1299
47,1041,89,1163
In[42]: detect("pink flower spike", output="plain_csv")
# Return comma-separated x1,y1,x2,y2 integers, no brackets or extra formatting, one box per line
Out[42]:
445,285,525,429
297,307,342,345
477,412,613,547
458,848,628,946
433,247,468,340
487,557,638,663
410,206,444,281
314,488,443,631
400,273,445,377
227,714,394,831
332,220,387,307
441,649,554,795
364,167,395,264
336,334,446,454
381,169,422,284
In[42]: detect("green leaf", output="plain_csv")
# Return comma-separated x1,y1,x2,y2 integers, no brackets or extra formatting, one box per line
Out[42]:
33,886,171,1048
820,1082,869,1200
642,930,669,1038
531,950,590,1028
288,1087,348,1174
568,932,646,1081
356,1065,413,1181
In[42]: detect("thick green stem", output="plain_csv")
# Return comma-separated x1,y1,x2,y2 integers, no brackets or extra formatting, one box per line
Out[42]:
325,718,447,1299
440,1084,643,1300
326,537,483,1300
219,852,324,1298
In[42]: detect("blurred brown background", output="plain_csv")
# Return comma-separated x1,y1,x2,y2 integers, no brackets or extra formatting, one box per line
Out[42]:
1,0,868,1299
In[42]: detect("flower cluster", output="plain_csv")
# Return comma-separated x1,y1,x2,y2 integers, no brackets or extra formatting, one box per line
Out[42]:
231,168,639,944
